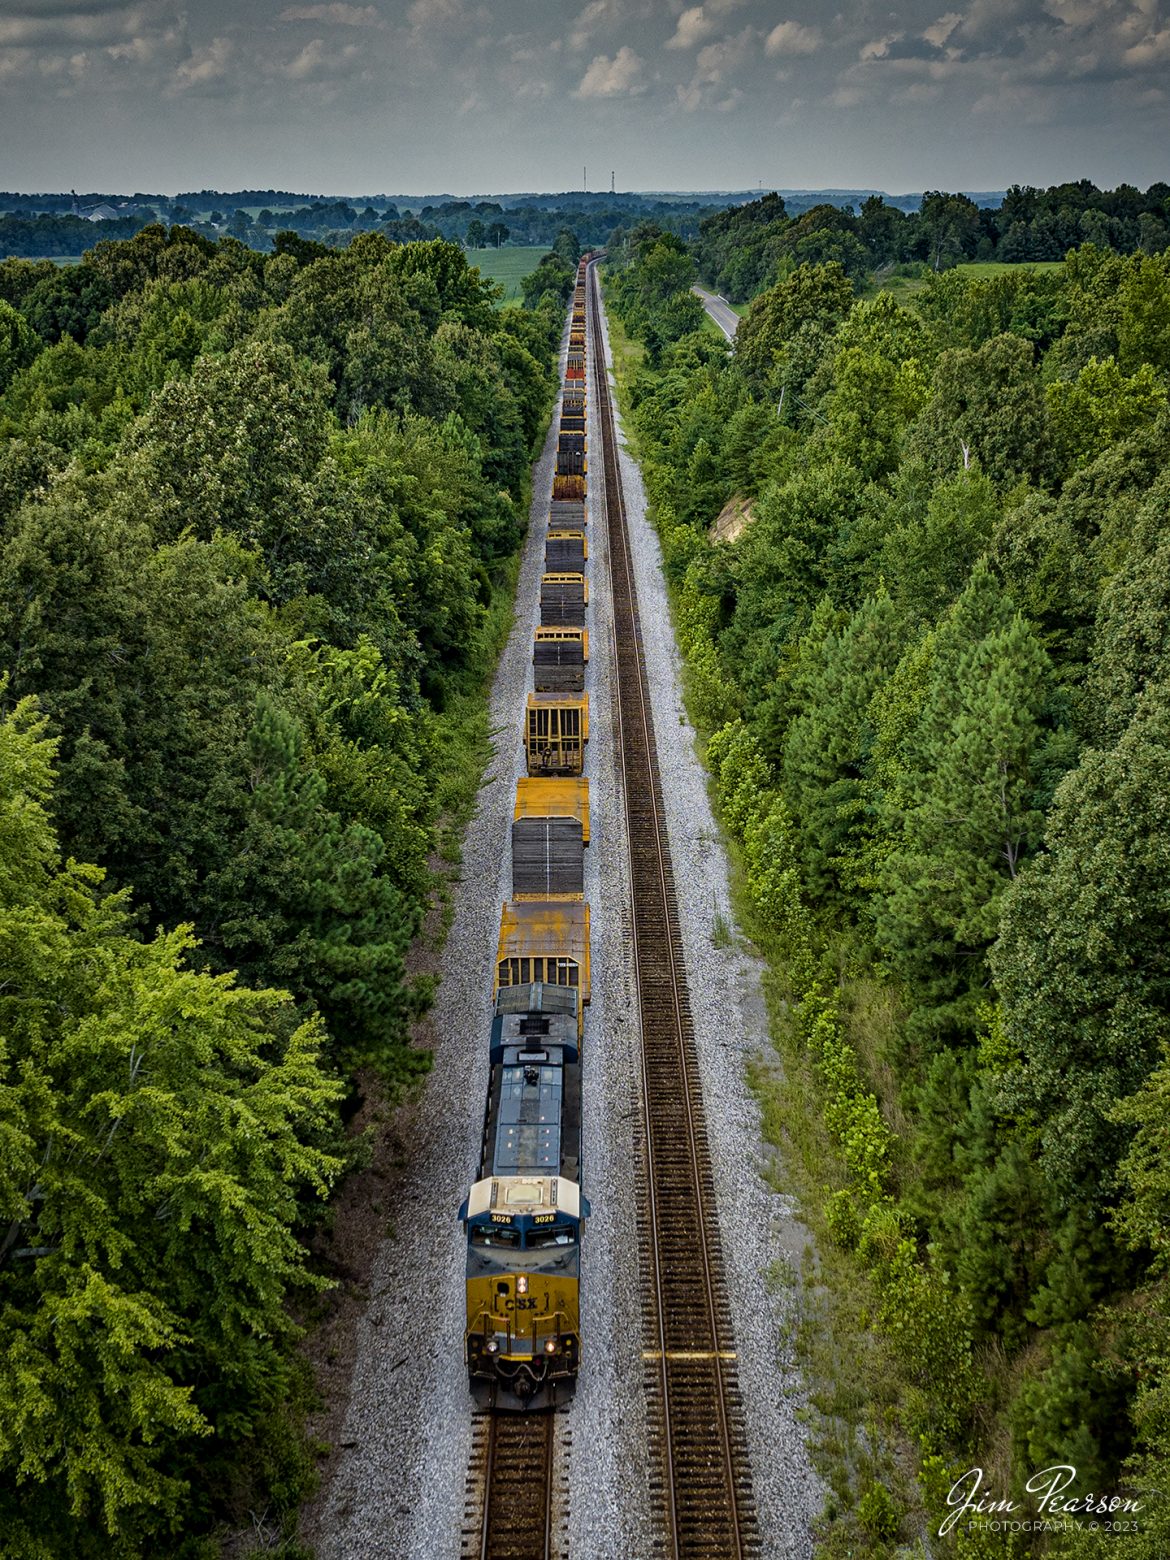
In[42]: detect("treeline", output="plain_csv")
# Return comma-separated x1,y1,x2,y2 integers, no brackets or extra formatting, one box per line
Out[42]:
520,229,584,308
0,224,562,1553
0,211,155,257
695,180,1170,301
0,193,722,260
606,231,1170,1555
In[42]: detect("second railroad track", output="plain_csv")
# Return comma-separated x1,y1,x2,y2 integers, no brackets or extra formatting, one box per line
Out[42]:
588,263,760,1559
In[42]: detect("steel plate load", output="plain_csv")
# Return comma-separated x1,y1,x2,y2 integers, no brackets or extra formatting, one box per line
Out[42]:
545,528,587,571
539,571,588,626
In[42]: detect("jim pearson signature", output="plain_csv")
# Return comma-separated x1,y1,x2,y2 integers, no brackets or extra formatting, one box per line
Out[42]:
940,1466,1144,1537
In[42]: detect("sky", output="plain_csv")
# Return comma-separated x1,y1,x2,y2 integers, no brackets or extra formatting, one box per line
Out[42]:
0,0,1167,196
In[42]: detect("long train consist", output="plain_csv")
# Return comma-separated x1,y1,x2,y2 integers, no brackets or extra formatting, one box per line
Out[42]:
459,260,596,1411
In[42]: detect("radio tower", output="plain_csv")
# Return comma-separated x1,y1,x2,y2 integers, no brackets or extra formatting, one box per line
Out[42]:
610,170,615,194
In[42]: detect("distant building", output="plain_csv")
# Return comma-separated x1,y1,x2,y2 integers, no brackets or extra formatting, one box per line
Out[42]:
81,200,151,222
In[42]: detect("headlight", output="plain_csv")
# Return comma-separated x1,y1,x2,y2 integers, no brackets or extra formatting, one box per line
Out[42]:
486,1339,500,1355
544,1338,558,1355
517,1276,528,1295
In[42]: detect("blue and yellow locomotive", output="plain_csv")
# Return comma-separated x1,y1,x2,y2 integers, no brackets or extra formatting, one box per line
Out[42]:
460,983,589,1409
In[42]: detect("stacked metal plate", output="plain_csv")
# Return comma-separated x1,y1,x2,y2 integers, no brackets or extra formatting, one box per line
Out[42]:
512,817,585,898
540,576,587,626
546,532,587,571
549,499,586,528
533,637,585,692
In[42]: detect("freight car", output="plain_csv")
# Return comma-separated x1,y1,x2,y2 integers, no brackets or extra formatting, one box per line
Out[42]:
532,627,587,693
549,497,586,529
546,528,587,571
556,431,587,478
512,777,589,900
540,571,588,627
525,692,588,775
495,899,591,1009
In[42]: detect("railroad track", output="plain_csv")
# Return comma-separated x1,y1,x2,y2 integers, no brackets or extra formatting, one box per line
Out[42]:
588,262,760,1559
462,1409,561,1560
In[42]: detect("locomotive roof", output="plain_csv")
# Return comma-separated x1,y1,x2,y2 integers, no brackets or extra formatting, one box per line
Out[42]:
465,1175,582,1222
494,980,579,1019
491,1052,564,1176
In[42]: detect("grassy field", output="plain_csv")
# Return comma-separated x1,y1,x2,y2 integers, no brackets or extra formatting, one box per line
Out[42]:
7,254,82,266
467,245,549,305
871,257,1064,303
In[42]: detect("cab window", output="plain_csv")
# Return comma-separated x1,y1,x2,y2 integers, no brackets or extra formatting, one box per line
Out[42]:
470,1225,521,1248
526,1224,577,1249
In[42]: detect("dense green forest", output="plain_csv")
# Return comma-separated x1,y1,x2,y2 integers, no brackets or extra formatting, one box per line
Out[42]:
0,190,719,258
694,180,1170,300
0,223,567,1553
606,226,1170,1555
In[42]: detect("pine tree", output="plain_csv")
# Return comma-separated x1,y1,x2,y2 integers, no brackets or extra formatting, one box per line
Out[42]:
205,694,418,1071
992,679,1170,1210
877,585,1055,1037
781,590,904,902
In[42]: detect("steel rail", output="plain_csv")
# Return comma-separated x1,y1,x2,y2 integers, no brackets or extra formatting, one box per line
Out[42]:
586,259,758,1559
474,1410,555,1560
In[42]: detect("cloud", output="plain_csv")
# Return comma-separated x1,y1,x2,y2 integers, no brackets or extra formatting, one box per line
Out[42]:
764,20,821,57
1124,26,1170,65
280,35,363,78
859,33,901,62
666,6,715,50
172,33,231,89
0,2,167,48
407,0,468,31
574,43,645,96
893,80,944,102
677,25,756,110
923,11,962,48
279,4,381,25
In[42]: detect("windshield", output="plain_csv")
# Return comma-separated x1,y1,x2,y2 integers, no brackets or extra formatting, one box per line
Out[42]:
526,1224,577,1249
470,1225,522,1248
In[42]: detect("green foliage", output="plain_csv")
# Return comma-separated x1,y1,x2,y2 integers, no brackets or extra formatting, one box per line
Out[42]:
0,218,561,1546
909,332,1053,489
1046,356,1167,470
522,251,573,309
876,603,1059,1036
0,299,40,395
858,1481,899,1543
993,680,1170,1206
0,699,344,1552
735,261,855,392
612,219,1170,1546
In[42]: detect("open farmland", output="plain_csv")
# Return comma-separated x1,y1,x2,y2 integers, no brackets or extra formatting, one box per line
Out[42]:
467,244,550,303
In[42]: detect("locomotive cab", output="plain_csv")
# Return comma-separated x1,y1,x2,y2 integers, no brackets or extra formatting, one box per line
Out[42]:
460,1175,589,1409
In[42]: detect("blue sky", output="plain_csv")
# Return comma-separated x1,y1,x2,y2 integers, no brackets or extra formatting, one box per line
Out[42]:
1,0,1167,193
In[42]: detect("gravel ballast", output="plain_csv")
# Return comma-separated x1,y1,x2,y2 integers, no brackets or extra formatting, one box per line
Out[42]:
592,292,824,1558
307,294,820,1559
309,366,568,1560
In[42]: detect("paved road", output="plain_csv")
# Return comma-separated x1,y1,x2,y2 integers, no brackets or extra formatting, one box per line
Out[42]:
692,285,740,341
